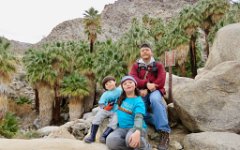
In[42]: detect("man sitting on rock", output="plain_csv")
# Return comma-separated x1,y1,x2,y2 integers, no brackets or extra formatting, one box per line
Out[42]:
129,43,171,150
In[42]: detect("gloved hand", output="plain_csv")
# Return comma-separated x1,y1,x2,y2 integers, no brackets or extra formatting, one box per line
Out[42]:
104,102,114,111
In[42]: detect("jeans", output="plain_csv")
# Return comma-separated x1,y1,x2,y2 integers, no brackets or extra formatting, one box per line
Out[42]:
143,90,171,133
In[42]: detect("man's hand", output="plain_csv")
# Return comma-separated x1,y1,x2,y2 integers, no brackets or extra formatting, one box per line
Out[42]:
146,82,157,92
128,130,141,148
139,89,148,97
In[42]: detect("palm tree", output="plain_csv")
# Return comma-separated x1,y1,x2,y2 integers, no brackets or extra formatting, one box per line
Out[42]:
118,18,154,70
0,38,17,118
208,2,240,43
0,38,16,84
170,32,189,77
157,21,189,76
179,6,200,36
24,41,98,125
142,15,165,42
178,6,201,77
83,7,101,53
60,73,90,121
142,14,155,30
93,40,128,83
47,42,74,124
23,49,56,127
73,41,97,112
197,0,230,56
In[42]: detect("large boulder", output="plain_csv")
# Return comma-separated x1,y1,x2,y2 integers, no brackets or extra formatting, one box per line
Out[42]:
37,126,59,137
47,127,75,139
183,132,240,150
164,73,193,100
205,23,240,70
173,61,240,133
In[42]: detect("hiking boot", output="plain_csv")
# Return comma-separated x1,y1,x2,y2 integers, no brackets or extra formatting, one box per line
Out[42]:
84,124,99,143
99,127,113,143
158,131,170,150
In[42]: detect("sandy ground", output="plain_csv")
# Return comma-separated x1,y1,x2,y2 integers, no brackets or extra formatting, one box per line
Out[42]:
0,138,108,150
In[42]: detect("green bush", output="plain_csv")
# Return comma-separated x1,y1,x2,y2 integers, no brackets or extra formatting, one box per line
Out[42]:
15,96,31,105
0,112,19,138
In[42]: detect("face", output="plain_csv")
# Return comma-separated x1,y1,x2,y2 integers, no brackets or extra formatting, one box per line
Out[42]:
122,80,136,93
140,47,152,60
105,80,116,91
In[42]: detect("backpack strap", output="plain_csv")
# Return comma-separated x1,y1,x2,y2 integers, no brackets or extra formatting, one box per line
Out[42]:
137,62,158,78
151,62,158,77
137,62,146,73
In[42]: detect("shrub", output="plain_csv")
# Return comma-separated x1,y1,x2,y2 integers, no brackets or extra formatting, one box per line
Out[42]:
0,112,19,138
15,96,31,105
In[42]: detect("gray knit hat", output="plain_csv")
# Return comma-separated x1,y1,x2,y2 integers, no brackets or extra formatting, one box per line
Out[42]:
121,76,137,85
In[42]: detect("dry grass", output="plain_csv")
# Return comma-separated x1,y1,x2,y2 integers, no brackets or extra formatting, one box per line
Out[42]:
8,100,38,130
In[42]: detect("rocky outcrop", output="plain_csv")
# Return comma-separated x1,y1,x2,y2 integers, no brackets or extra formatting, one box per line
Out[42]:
99,0,191,41
0,37,32,55
39,0,193,44
183,132,240,150
8,64,35,102
164,73,193,99
9,40,32,55
173,61,240,133
4,0,194,54
38,19,86,44
173,23,240,133
205,23,240,70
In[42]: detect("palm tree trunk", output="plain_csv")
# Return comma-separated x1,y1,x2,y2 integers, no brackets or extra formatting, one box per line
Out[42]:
84,72,96,112
204,29,210,57
90,39,94,53
0,94,8,120
179,64,186,77
83,77,95,112
52,83,61,124
38,85,54,127
68,97,84,121
189,35,197,78
34,89,39,113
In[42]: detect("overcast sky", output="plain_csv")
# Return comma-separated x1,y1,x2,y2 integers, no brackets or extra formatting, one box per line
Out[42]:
0,0,117,44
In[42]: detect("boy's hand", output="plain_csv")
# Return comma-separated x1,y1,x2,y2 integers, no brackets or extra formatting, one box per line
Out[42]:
104,102,114,111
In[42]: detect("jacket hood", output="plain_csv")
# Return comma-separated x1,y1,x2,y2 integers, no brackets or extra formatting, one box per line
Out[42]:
137,57,155,65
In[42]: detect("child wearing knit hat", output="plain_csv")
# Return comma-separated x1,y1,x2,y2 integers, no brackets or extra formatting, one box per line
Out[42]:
106,75,151,150
84,75,122,144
